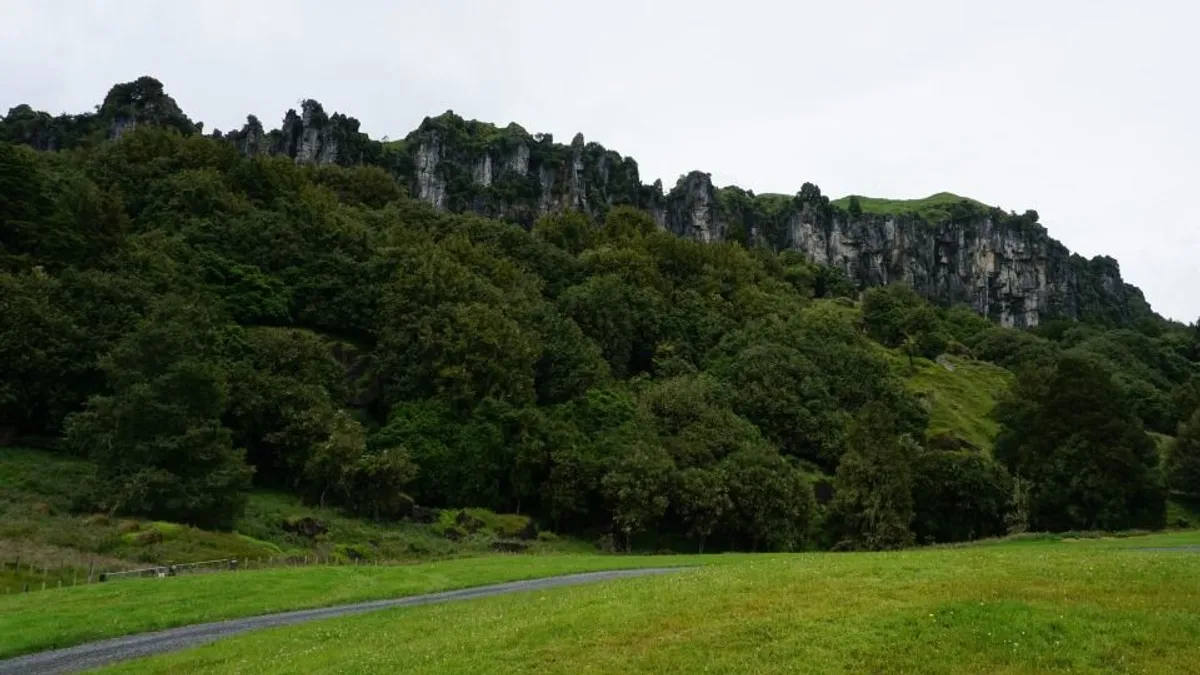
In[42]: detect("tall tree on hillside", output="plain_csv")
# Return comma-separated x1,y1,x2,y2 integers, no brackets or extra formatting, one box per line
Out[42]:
1167,409,1200,502
64,299,253,529
827,403,917,550
994,353,1166,531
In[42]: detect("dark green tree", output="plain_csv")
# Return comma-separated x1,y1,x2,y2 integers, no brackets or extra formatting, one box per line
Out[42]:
1167,409,1200,502
994,354,1166,531
911,450,1012,543
63,300,252,528
827,403,917,550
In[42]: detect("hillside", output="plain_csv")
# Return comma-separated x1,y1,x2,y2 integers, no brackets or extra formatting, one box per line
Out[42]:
1,75,1199,567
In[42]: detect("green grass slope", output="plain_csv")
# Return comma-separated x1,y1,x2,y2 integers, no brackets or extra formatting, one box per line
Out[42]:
0,447,589,595
906,356,1014,452
832,192,991,223
102,532,1200,675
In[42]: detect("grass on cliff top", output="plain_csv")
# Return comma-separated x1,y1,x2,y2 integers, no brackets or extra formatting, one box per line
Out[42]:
832,192,992,223
102,531,1200,675
905,355,1015,452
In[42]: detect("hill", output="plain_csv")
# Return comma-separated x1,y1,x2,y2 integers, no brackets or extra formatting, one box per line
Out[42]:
1,76,1198,564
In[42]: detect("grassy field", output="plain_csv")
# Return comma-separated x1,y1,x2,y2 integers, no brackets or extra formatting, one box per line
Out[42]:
0,553,723,659
906,355,1014,451
831,192,992,224
91,532,1200,674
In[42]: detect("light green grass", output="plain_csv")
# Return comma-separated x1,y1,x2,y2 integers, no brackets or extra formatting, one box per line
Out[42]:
832,192,992,224
101,532,1200,675
906,355,1014,451
0,553,724,659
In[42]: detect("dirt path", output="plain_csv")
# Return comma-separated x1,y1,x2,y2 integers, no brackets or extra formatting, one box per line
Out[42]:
0,567,681,674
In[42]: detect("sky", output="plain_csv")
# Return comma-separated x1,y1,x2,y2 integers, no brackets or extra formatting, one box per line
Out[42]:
3,0,1198,322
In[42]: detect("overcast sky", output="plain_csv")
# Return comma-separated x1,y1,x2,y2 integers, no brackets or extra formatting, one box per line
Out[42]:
3,0,1198,321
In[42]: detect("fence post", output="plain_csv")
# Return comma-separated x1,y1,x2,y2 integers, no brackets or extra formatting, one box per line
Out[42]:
87,559,95,585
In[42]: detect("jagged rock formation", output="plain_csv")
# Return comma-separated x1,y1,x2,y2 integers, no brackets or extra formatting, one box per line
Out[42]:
0,77,1154,327
0,76,196,151
386,112,1150,327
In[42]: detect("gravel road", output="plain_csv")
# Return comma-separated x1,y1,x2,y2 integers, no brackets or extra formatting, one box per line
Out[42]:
0,567,681,675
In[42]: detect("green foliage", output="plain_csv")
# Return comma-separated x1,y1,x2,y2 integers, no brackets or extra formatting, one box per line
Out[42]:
602,443,673,550
995,354,1166,531
1167,409,1200,501
828,403,918,550
63,301,253,529
911,450,1012,543
862,283,947,359
720,449,816,551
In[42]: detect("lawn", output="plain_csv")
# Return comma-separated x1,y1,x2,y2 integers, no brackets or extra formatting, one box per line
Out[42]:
97,532,1200,674
0,553,724,659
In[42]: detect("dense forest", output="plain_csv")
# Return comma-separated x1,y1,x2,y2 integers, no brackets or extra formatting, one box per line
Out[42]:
2,79,1199,552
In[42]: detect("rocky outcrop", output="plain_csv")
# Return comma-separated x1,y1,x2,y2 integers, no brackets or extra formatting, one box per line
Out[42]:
657,175,1149,327
276,100,341,165
224,115,266,156
1,78,1154,327
663,172,722,243
382,117,1150,327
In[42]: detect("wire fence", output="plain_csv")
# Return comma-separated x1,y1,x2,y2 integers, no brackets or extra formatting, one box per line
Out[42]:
98,558,237,582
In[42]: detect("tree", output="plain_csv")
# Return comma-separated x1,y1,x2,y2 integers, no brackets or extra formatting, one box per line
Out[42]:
827,403,917,550
672,467,730,552
602,443,674,551
721,448,815,551
862,283,946,358
994,354,1166,531
847,195,863,218
63,300,252,528
342,446,419,520
532,210,598,255
558,274,664,378
1167,409,1200,502
720,343,847,466
911,450,1012,543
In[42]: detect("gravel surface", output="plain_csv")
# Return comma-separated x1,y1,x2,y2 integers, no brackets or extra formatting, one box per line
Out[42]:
0,567,681,675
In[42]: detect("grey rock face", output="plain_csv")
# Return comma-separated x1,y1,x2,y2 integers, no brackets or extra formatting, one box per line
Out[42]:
414,135,447,210
226,115,265,156
277,100,341,165
664,172,722,243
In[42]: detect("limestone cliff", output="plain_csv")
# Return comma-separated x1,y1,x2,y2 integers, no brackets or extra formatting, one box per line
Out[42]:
380,113,1150,327
0,77,1154,327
